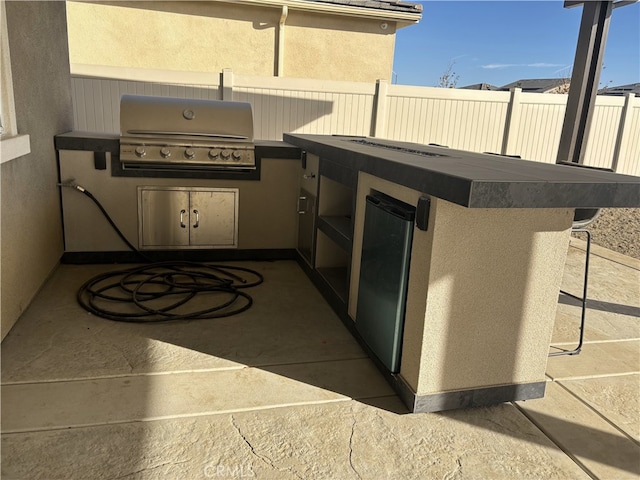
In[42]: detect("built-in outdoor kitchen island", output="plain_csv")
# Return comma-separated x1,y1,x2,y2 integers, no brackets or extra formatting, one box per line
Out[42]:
56,129,640,414
284,134,640,413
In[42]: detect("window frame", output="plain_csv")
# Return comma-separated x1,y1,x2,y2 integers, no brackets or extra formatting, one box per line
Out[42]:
1,0,30,164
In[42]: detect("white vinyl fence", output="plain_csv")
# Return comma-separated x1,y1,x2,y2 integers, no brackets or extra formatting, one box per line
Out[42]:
70,64,640,176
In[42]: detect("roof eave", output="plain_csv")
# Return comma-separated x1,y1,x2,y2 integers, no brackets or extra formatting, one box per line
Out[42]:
226,0,422,25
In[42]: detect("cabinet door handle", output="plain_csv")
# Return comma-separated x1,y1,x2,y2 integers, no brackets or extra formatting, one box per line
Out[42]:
303,173,316,179
192,209,199,228
180,209,187,228
297,196,307,214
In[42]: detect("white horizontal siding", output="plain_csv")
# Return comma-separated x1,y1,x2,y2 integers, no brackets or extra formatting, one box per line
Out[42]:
234,87,374,140
68,65,639,176
70,65,221,134
385,94,508,154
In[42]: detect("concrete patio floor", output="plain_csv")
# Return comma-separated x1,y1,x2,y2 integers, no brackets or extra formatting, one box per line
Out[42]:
1,239,639,479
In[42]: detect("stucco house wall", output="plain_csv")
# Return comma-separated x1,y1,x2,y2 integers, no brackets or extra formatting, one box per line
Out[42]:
284,10,396,82
1,1,74,340
67,1,279,77
65,0,409,83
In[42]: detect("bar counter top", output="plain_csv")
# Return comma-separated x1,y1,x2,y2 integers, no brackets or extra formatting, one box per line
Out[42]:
284,134,640,209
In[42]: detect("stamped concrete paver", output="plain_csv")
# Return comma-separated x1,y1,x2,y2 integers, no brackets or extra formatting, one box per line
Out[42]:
2,401,590,480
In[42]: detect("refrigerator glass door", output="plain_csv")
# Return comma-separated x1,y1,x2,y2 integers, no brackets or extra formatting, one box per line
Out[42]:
356,194,414,373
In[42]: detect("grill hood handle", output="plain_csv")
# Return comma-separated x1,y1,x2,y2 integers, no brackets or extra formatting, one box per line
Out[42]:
125,130,249,140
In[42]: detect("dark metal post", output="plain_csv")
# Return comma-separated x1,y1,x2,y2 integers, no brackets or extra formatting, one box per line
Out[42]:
556,1,612,164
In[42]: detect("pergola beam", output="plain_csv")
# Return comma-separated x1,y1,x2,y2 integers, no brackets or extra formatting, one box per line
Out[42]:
557,0,612,164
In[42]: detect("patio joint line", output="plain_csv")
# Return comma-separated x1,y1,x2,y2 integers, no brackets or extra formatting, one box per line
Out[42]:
255,355,371,368
0,365,248,386
512,403,599,480
0,398,352,435
0,355,374,387
568,244,640,271
550,338,640,347
581,338,640,344
556,380,640,447
546,371,640,382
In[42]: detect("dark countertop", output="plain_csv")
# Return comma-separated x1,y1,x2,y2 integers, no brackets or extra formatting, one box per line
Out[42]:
55,131,120,153
54,132,302,159
284,134,640,209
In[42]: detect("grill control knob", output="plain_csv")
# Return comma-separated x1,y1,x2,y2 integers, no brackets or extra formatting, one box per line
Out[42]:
208,149,220,159
134,146,146,158
232,151,242,161
160,147,171,158
220,149,231,160
184,148,196,160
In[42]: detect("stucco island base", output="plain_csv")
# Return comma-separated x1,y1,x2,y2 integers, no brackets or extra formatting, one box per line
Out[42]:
349,172,574,413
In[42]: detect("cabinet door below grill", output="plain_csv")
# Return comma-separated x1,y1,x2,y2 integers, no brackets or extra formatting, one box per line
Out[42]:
189,190,238,248
138,187,238,249
139,189,190,248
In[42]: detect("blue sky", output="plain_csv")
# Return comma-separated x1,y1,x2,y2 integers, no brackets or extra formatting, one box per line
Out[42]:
392,1,640,88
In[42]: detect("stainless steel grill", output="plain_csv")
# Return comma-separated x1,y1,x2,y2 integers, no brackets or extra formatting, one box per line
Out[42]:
119,95,255,171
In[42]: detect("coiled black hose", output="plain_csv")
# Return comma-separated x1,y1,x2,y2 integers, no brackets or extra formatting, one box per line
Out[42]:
60,183,263,322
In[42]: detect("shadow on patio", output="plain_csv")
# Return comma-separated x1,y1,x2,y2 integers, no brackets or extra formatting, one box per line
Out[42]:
1,240,638,479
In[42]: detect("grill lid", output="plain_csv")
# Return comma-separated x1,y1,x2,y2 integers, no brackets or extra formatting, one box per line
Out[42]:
120,95,254,142
119,95,256,170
